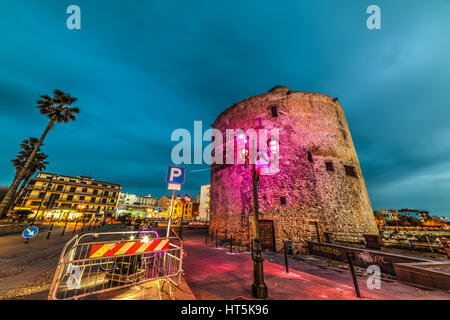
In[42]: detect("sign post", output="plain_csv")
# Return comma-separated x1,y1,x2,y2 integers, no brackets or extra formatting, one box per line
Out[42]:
166,166,186,238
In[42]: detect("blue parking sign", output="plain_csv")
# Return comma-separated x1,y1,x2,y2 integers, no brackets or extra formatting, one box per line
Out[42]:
166,166,186,184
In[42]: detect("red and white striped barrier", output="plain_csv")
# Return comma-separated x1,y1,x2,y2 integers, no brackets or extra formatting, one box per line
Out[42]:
90,239,170,258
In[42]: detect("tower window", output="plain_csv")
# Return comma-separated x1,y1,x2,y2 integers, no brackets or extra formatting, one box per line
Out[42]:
325,161,334,172
307,151,313,163
271,106,278,117
344,165,357,178
280,196,287,205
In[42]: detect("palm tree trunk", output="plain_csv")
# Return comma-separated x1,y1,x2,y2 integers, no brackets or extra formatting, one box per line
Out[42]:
8,174,31,212
1,170,26,217
0,119,54,217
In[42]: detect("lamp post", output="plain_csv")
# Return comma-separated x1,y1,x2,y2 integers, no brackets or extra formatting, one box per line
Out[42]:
250,163,268,299
236,131,269,299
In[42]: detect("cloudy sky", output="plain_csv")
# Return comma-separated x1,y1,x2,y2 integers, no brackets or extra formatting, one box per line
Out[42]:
0,1,449,217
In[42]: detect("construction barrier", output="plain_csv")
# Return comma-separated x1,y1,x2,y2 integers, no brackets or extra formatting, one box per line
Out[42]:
48,231,183,300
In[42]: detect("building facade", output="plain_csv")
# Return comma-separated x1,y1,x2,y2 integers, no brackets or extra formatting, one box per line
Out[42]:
116,192,158,218
374,209,399,222
209,86,378,253
15,172,121,220
198,184,210,222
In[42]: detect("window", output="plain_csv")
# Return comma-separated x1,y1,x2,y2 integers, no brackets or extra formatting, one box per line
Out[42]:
102,198,107,204
340,129,348,141
104,191,109,197
325,161,334,172
56,185,63,191
280,196,287,205
112,192,116,197
307,151,313,163
344,165,357,177
70,187,76,192
82,188,87,193
91,197,96,203
93,190,98,195
39,192,45,199
271,106,278,117
67,195,73,201
31,201,41,206
79,196,85,201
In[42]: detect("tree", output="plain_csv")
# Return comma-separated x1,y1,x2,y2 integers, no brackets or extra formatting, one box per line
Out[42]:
0,187,7,202
0,90,79,217
13,151,49,209
6,137,49,212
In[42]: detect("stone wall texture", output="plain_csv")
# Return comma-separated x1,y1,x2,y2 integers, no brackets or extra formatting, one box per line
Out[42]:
209,86,378,253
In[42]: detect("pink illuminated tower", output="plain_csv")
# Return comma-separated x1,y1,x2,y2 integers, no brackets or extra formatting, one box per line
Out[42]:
209,85,378,253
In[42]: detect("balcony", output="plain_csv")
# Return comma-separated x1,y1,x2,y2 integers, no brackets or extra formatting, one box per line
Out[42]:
24,187,118,199
22,195,117,206
30,177,121,192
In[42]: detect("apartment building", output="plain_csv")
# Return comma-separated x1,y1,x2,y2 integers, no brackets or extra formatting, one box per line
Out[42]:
15,172,121,220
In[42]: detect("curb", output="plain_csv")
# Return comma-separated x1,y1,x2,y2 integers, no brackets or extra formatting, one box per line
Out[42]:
173,272,197,300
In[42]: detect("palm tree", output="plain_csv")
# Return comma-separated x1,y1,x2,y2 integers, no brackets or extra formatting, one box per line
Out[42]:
0,90,79,217
12,151,49,210
3,137,46,213
11,138,39,182
4,138,49,214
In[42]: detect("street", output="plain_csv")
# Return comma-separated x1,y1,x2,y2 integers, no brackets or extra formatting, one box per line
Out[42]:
0,225,448,300
0,223,126,299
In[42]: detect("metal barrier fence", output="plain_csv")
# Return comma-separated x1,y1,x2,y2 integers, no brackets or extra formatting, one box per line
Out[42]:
48,231,183,300
328,231,366,244
326,230,449,255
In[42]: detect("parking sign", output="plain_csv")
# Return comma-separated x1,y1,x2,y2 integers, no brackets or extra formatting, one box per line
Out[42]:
166,166,186,184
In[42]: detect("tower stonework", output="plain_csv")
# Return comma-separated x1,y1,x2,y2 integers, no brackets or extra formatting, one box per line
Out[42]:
209,86,378,253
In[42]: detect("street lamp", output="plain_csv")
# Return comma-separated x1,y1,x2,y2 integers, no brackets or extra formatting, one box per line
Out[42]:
237,131,269,299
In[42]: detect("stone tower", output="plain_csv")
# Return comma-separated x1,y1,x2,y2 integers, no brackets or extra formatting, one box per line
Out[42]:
209,86,378,253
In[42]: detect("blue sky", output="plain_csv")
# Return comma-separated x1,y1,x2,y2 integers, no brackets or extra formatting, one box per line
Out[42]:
0,1,449,217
